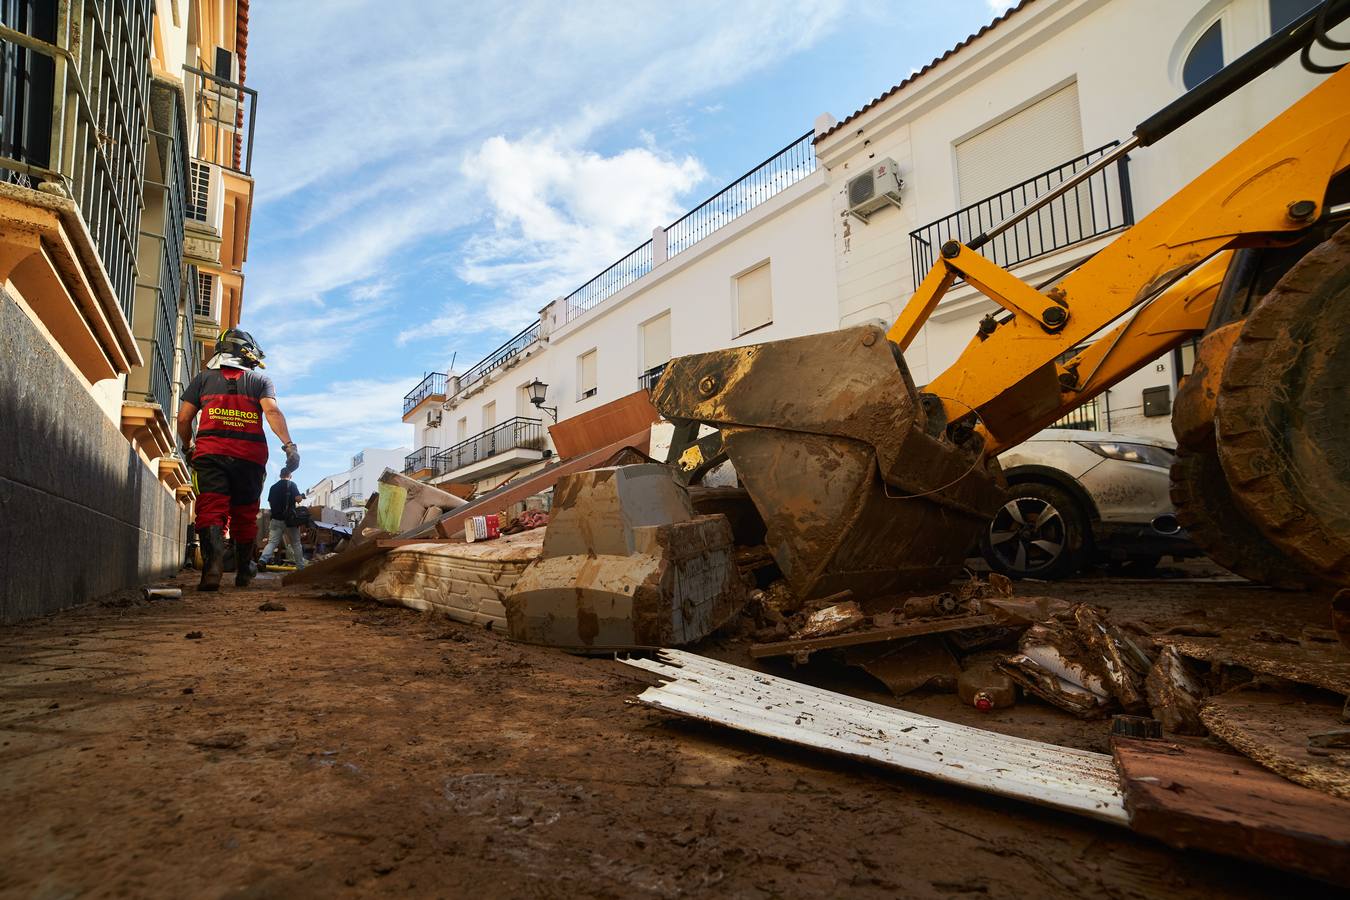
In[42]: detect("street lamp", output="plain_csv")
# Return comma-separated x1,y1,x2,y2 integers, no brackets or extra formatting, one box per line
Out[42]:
526,378,557,422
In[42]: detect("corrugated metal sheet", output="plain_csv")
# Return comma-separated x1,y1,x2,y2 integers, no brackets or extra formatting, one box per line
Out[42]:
623,649,1128,825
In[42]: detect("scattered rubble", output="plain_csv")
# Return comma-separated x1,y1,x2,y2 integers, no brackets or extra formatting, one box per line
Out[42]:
1201,689,1350,801
794,597,864,639
1144,645,1207,735
506,464,745,650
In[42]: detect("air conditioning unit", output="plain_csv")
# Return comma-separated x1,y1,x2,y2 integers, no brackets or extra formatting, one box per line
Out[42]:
427,409,442,427
845,158,904,221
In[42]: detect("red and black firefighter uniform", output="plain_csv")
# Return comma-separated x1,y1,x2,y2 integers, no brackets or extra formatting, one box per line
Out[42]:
181,330,298,590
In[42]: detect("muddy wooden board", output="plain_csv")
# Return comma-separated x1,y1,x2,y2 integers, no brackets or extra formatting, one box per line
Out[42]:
1113,736,1350,886
1200,690,1350,800
1155,635,1350,694
750,614,1000,659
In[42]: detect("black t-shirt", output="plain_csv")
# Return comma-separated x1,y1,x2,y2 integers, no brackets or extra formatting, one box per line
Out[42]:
182,367,276,407
268,479,301,517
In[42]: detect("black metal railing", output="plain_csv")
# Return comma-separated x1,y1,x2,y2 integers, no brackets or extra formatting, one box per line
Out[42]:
565,241,653,320
403,446,440,475
184,64,256,176
908,142,1133,289
126,77,190,423
0,0,153,322
666,130,816,257
564,131,818,322
639,362,667,393
432,417,545,476
403,371,447,415
1052,396,1104,431
454,320,541,396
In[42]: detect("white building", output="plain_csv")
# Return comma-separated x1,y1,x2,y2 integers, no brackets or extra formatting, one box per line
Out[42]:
313,446,410,523
402,0,1339,489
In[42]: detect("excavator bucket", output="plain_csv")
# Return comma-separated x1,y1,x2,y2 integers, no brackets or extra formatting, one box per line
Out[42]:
654,324,1006,602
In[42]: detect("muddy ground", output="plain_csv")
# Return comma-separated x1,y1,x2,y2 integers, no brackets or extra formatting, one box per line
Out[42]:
0,567,1341,899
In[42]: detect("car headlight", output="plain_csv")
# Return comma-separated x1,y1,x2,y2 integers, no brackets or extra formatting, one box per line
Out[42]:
1076,440,1174,468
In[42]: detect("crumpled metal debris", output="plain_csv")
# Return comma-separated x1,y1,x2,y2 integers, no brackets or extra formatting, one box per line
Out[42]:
997,603,1152,718
795,600,866,639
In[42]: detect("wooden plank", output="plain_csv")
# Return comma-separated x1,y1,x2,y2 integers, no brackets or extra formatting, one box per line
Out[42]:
547,389,659,459
1113,736,1350,886
1201,689,1350,801
375,538,457,549
750,614,999,659
433,429,651,539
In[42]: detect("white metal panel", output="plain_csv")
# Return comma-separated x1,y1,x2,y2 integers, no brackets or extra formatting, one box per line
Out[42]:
735,263,773,335
624,649,1128,825
956,83,1084,207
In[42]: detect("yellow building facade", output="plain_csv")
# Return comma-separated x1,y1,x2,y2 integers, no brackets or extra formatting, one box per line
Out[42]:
0,0,257,622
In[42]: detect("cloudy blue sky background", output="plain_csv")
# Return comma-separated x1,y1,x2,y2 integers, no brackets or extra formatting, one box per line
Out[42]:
241,0,1015,482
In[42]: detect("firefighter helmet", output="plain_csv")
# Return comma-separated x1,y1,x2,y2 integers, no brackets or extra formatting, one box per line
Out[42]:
215,328,266,369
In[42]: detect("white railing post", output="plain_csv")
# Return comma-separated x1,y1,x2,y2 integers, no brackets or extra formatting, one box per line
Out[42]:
652,225,668,266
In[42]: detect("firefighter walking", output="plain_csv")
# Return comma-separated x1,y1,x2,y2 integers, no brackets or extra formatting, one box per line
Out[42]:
176,329,301,591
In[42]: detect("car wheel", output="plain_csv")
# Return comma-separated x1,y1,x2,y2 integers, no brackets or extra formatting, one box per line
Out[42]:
980,482,1087,579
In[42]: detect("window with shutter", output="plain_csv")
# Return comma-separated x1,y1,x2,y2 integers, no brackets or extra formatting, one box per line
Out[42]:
735,263,772,336
641,312,671,372
188,161,211,222
956,84,1087,259
482,401,496,430
195,271,215,318
578,350,598,399
955,83,1084,207
457,417,468,441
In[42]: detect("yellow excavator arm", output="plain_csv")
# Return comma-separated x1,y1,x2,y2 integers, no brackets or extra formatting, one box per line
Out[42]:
656,4,1350,600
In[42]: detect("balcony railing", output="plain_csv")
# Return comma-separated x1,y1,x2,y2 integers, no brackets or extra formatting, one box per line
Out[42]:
565,130,817,322
0,0,153,322
432,417,545,476
1051,395,1105,432
403,371,447,416
666,130,816,257
403,446,440,475
454,320,542,398
639,362,667,393
126,78,191,426
184,64,256,176
908,142,1134,289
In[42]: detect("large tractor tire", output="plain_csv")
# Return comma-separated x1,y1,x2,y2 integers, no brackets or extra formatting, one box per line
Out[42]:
1170,443,1325,589
1215,224,1350,586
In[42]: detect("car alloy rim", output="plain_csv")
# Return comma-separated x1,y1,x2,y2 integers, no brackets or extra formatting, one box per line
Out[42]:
988,497,1066,573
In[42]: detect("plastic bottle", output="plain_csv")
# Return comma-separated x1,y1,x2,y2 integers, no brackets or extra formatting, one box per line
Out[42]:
957,665,1016,711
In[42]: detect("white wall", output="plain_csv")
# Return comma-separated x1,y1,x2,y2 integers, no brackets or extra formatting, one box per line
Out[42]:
423,171,839,473
816,0,1341,439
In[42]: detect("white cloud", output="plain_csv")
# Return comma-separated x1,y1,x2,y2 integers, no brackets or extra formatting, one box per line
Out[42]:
470,139,703,287
244,0,846,327
985,0,1017,12
279,377,412,477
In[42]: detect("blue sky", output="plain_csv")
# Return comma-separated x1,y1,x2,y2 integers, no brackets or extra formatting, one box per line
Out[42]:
241,0,1015,483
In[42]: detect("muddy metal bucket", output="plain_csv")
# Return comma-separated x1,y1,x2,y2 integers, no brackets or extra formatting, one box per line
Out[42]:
655,324,1006,601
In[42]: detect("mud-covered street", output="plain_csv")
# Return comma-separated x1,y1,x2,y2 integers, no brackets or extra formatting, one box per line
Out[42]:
1,570,1339,899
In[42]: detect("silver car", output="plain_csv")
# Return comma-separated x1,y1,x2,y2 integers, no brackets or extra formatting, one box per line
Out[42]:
978,429,1199,579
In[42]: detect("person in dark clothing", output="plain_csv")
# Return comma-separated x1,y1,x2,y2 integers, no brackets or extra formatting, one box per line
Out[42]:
259,471,307,569
176,329,300,591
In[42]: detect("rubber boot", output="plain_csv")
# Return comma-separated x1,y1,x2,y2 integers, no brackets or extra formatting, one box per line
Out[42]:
198,526,225,592
234,542,257,588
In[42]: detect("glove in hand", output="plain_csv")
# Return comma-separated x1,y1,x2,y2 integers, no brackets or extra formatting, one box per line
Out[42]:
282,442,301,473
